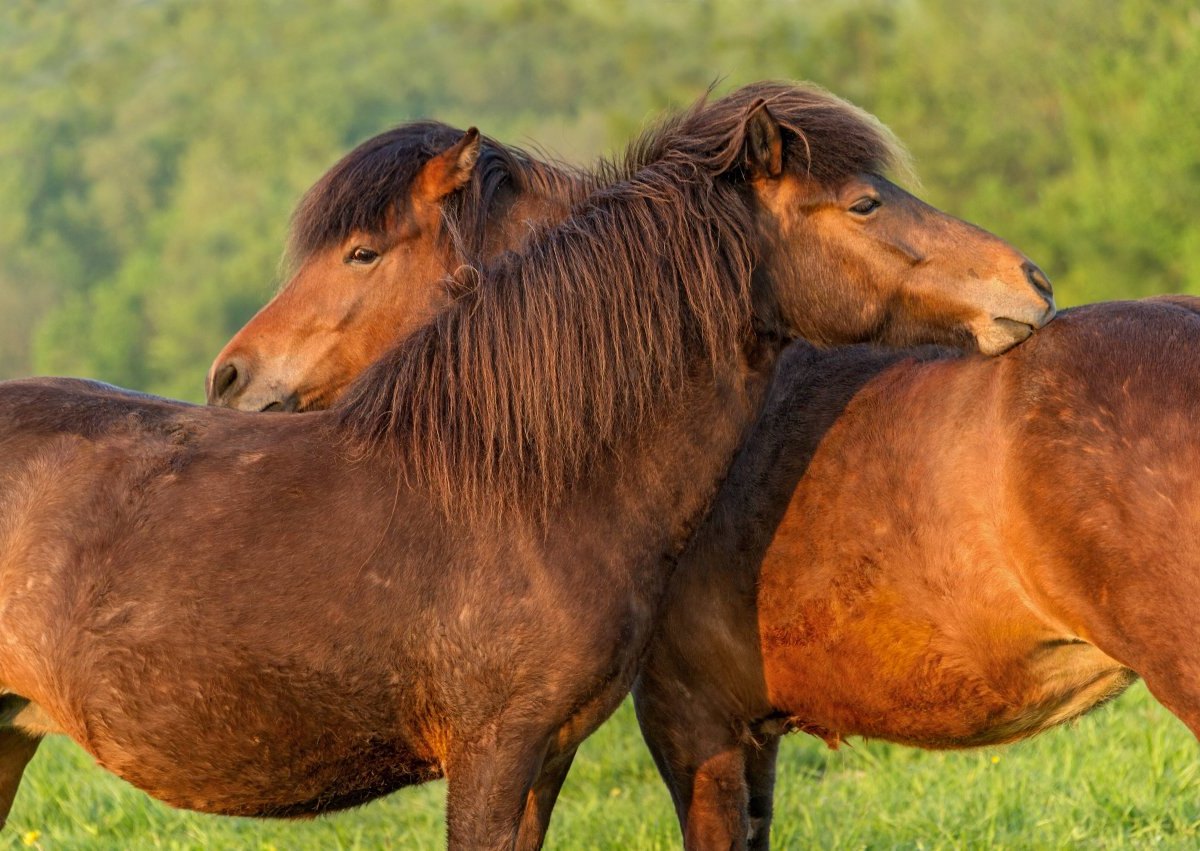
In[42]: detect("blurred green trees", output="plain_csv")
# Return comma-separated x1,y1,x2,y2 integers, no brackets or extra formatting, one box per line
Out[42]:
3,0,1198,399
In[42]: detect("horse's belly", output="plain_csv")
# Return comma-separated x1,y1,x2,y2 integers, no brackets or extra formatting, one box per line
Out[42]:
761,597,1136,749
88,707,442,818
30,642,448,820
177,742,442,819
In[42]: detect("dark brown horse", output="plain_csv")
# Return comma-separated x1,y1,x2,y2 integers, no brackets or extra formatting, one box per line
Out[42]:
0,83,1050,849
633,296,1200,849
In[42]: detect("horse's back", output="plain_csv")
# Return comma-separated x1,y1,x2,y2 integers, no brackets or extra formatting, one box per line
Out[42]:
1009,297,1200,403
1010,298,1200,527
0,378,220,573
0,377,186,439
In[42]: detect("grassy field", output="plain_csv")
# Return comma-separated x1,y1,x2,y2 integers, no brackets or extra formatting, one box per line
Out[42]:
3,683,1197,849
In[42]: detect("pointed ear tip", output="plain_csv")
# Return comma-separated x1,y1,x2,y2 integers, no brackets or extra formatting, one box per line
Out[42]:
747,98,771,118
458,128,482,163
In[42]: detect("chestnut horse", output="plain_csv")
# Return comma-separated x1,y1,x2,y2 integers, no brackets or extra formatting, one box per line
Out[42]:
0,83,1051,848
633,296,1200,849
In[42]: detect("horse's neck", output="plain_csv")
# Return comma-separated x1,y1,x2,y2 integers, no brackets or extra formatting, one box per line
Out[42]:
554,350,778,579
484,182,577,260
648,344,937,682
684,345,915,578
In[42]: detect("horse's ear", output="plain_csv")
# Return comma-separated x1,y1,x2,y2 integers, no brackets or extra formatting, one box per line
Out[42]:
414,128,482,205
743,101,783,180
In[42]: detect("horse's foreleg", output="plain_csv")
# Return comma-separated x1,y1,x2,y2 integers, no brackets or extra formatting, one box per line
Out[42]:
682,743,752,850
445,724,549,851
1107,644,1200,741
744,734,780,851
0,729,39,829
514,745,577,851
635,685,751,851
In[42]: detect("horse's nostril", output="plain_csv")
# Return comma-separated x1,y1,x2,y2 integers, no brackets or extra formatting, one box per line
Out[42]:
260,393,300,414
1022,261,1053,302
210,361,242,404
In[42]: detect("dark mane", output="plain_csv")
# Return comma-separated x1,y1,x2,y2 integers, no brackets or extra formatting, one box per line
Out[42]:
287,120,588,267
744,80,909,183
287,82,903,268
335,82,908,519
620,80,909,187
443,136,591,265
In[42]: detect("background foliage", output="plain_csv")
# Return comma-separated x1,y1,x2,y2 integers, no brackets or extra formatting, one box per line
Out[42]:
3,0,1199,399
3,1,1200,847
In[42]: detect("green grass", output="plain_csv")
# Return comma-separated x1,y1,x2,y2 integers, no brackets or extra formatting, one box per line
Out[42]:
3,683,1198,849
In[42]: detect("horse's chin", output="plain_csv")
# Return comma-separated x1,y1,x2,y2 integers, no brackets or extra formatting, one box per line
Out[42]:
975,317,1036,356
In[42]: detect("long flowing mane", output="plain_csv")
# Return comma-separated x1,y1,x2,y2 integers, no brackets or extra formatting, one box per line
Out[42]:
287,121,589,269
336,82,907,519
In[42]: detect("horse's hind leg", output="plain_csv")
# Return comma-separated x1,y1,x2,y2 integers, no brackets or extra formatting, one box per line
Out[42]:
1051,582,1200,744
515,745,577,851
0,729,39,828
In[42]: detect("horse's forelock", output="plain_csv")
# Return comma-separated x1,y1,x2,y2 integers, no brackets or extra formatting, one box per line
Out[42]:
285,122,460,267
285,122,583,272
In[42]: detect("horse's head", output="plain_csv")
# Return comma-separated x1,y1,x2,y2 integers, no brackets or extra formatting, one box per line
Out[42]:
206,124,576,411
732,86,1054,354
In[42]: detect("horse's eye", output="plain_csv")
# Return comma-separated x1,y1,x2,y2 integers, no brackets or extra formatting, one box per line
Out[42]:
346,246,380,265
849,197,881,216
